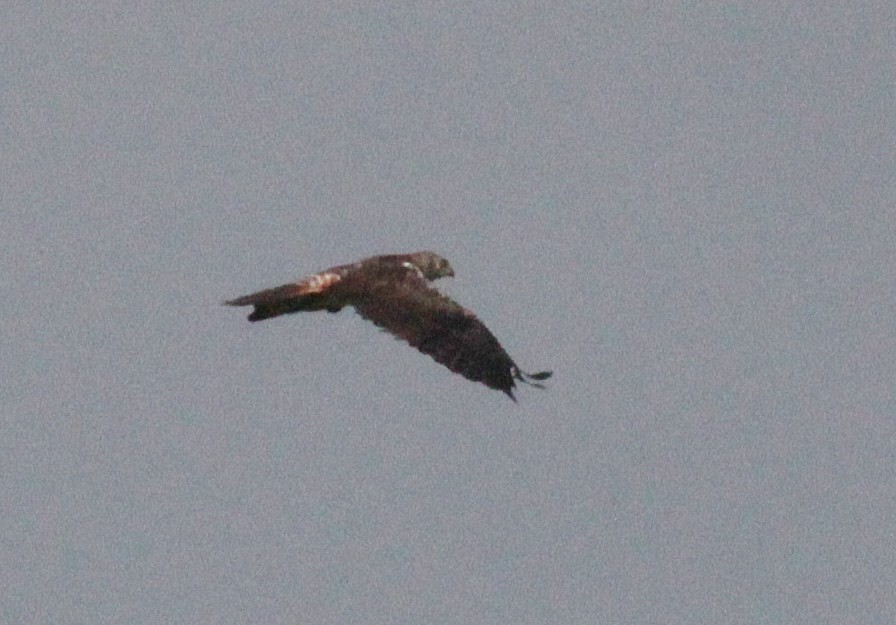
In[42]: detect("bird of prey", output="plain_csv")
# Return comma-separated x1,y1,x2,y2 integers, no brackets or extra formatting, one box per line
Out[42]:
225,251,551,400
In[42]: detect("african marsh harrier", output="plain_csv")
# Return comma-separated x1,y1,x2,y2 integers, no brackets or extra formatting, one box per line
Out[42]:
225,251,551,400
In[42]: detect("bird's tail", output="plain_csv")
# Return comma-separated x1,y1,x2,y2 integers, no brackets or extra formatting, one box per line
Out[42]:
224,284,337,322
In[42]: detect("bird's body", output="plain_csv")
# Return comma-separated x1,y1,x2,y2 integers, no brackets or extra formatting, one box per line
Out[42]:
225,251,551,400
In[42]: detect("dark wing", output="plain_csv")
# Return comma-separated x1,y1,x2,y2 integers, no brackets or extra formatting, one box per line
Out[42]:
225,267,348,321
349,264,541,399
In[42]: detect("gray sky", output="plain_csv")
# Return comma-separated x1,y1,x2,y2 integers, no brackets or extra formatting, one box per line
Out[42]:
4,3,895,624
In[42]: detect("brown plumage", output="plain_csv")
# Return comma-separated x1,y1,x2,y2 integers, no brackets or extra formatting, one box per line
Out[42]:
225,251,551,400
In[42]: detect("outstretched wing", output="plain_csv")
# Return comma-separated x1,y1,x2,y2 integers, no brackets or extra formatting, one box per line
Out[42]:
349,264,531,398
225,267,347,321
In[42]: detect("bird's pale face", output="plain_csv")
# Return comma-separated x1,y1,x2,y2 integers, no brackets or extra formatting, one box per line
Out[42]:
415,252,454,280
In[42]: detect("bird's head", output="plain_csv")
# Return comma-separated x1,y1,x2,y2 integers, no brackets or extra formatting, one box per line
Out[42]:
410,251,455,281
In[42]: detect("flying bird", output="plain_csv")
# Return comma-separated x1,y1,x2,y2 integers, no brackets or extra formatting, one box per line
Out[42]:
225,251,552,400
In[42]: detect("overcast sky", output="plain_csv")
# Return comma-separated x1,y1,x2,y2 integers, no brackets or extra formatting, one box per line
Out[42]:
3,3,895,624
